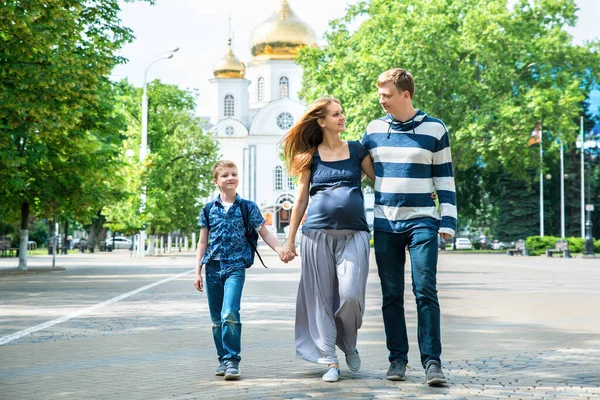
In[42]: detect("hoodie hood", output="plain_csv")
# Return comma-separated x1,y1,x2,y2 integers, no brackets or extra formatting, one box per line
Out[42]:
382,109,428,138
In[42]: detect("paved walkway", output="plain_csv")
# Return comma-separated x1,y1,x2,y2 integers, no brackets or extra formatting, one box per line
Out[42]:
0,251,599,399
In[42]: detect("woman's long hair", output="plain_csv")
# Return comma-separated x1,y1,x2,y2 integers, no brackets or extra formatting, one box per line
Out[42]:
281,97,339,176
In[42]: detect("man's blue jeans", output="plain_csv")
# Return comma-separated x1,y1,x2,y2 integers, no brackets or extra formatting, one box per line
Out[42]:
205,260,246,362
374,228,441,367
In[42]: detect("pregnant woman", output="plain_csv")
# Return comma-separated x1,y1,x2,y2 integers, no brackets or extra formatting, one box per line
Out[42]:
280,97,375,382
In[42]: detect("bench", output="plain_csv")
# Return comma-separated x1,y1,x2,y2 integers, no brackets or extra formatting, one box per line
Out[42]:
546,241,571,258
507,239,528,256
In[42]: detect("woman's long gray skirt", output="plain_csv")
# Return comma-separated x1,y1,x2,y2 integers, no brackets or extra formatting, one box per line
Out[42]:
295,229,370,364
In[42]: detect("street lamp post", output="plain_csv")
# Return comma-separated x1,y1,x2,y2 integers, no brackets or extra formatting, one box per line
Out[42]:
584,150,595,256
138,47,179,258
577,131,598,257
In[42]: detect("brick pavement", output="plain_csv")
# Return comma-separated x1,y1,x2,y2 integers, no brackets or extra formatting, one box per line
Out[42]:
0,251,599,399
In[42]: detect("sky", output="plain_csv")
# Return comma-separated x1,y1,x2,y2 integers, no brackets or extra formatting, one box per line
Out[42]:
111,0,600,119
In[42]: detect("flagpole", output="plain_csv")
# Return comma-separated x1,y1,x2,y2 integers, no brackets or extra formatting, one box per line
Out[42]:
580,116,585,238
539,121,544,237
560,138,565,238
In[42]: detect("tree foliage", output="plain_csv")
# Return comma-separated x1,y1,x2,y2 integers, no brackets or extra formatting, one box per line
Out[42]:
297,0,600,226
102,80,219,235
0,0,152,268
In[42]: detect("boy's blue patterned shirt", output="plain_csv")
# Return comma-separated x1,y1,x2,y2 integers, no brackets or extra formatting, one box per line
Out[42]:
198,194,265,269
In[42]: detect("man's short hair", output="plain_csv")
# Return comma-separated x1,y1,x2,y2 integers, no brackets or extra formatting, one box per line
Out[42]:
377,68,415,99
213,160,238,179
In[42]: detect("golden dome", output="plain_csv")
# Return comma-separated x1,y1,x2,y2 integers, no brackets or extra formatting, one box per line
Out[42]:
213,39,246,79
250,0,317,60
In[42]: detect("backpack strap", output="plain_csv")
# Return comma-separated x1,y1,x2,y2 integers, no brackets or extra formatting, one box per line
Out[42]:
203,201,214,231
241,199,267,268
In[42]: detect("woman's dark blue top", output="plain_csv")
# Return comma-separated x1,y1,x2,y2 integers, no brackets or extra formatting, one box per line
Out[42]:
302,140,370,232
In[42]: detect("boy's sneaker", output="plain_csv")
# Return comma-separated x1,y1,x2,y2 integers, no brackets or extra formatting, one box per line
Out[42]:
224,360,241,381
345,349,361,372
386,359,407,381
322,366,341,382
215,361,226,376
425,360,447,386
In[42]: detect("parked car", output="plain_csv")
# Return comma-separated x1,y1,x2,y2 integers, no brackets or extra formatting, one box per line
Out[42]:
491,240,513,250
453,237,473,250
105,236,132,250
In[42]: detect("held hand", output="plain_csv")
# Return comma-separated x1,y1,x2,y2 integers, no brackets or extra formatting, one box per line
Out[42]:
440,233,452,240
194,273,204,292
275,247,288,263
281,242,297,262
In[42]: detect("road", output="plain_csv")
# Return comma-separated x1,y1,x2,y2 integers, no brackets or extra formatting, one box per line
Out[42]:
1,251,599,399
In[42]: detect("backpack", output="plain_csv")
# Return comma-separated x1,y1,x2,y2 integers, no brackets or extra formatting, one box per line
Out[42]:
203,199,267,268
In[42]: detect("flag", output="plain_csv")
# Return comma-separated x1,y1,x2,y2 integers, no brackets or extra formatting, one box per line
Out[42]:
528,122,542,146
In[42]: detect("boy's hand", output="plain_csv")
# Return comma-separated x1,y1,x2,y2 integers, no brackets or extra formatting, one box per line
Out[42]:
194,273,204,292
431,192,437,201
275,247,288,263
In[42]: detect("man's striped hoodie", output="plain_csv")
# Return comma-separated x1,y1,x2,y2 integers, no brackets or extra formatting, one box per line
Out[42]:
361,110,457,236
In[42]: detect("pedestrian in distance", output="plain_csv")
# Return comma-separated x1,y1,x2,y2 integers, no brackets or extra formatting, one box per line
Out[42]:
362,68,457,386
280,97,376,383
194,160,285,381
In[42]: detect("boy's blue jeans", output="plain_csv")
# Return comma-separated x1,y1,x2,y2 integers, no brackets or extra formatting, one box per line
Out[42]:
205,260,246,362
374,228,441,368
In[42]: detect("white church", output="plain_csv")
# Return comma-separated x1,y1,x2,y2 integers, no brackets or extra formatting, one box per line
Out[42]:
206,0,374,234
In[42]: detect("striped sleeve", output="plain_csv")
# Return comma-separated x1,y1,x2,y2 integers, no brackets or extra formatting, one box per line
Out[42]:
433,127,457,236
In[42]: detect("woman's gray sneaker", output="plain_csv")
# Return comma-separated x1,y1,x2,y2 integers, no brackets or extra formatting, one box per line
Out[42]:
322,366,341,382
386,360,407,381
345,349,361,372
425,360,447,386
215,361,226,376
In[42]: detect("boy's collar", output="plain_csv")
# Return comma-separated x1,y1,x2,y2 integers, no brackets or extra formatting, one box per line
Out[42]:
215,193,241,205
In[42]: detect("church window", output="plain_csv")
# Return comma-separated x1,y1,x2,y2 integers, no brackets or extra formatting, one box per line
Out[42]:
225,126,234,136
274,166,283,191
287,175,296,190
257,77,265,102
224,94,234,117
279,76,289,98
276,112,293,130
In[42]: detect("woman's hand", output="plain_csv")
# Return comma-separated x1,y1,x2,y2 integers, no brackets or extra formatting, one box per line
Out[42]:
281,242,298,262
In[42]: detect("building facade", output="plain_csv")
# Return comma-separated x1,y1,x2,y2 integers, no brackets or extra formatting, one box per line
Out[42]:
207,0,317,233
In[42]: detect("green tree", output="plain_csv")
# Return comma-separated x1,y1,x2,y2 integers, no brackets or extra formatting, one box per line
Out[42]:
0,0,152,269
102,80,218,241
296,0,600,224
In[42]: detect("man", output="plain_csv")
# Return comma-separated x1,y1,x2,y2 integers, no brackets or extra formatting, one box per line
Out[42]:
362,68,456,386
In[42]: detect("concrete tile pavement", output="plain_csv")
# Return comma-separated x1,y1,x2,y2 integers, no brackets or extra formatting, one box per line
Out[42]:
0,251,599,399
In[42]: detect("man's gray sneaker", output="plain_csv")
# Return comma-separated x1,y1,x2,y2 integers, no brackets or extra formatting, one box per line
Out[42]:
224,360,241,381
322,366,341,382
386,360,407,381
215,361,226,376
425,360,447,386
345,349,361,372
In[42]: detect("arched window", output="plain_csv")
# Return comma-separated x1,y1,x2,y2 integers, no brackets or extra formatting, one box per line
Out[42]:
279,76,289,98
287,175,296,190
257,77,265,102
224,94,234,117
274,166,283,191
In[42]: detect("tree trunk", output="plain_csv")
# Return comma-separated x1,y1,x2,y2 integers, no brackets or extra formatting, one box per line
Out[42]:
18,201,30,270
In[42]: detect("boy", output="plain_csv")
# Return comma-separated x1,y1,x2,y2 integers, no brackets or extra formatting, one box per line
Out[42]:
194,160,284,380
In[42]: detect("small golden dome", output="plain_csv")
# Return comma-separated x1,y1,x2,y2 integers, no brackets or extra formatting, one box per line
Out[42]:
250,0,317,60
213,39,246,79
